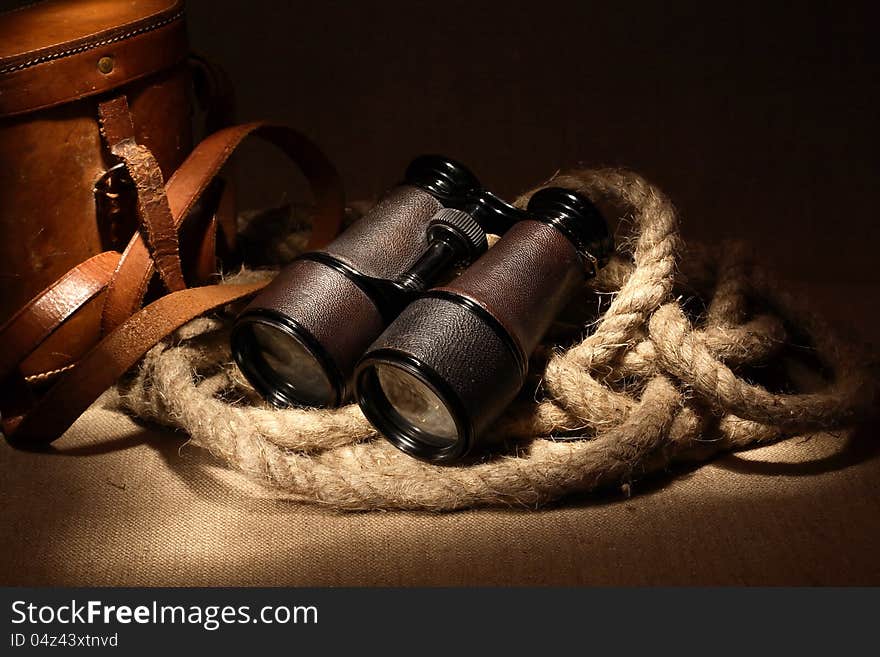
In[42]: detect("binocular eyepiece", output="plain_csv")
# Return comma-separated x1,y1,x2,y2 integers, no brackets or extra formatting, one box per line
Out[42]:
231,156,614,462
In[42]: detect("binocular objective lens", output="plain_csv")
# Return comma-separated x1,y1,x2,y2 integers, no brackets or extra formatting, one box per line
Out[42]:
246,322,336,407
372,363,458,448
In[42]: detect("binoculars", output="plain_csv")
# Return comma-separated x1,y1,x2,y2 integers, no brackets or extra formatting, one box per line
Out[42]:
232,156,613,462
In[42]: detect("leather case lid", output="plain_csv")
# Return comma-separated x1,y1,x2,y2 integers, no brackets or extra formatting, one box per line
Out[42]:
0,0,187,117
0,0,183,63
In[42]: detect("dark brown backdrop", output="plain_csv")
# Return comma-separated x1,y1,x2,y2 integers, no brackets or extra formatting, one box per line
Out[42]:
184,0,878,291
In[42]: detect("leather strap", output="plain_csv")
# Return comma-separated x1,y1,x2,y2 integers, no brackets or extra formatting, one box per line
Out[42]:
213,178,238,253
97,95,137,145
98,96,187,293
2,113,344,446
194,215,219,283
4,282,266,444
0,251,120,383
100,122,345,334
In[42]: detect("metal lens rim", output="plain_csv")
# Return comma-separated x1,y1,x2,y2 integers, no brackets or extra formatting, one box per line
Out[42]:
231,310,344,408
355,350,473,463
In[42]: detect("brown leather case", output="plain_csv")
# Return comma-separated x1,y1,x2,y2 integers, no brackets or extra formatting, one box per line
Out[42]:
0,1,345,446
0,0,191,377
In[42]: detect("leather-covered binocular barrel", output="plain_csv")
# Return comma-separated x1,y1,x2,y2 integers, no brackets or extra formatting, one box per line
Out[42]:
355,188,613,462
231,156,520,408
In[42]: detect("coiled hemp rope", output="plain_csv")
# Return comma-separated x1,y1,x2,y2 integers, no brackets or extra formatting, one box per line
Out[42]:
117,168,877,510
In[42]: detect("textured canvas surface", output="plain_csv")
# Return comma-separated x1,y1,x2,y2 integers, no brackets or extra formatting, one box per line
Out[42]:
1,406,878,586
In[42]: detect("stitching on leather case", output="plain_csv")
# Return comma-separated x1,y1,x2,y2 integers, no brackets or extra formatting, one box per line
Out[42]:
0,10,184,75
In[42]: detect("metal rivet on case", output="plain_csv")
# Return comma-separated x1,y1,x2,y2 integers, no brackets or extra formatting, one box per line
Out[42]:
97,56,114,74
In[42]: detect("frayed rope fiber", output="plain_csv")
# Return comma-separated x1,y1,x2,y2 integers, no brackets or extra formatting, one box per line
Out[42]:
116,168,878,510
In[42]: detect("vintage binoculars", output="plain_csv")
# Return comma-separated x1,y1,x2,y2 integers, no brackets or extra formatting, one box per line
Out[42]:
232,155,522,407
232,156,613,462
